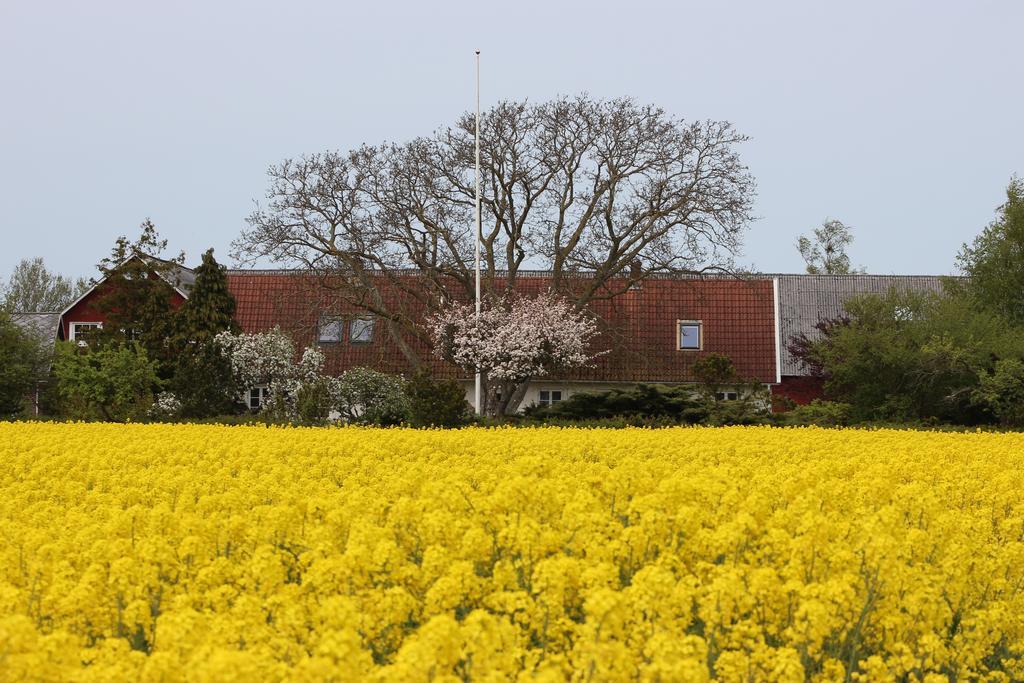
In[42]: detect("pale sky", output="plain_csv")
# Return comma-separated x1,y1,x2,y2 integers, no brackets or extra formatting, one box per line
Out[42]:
1,0,1020,281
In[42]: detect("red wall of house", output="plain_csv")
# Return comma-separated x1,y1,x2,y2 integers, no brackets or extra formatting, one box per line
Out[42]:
61,282,187,340
772,375,825,408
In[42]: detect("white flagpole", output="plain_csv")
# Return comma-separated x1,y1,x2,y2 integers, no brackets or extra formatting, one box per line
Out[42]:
474,50,482,416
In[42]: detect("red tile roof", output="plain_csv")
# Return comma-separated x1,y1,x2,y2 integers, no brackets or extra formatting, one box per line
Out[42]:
226,271,779,384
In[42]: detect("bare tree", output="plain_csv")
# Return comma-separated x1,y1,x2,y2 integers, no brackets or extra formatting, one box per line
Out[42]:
233,95,756,385
796,219,865,275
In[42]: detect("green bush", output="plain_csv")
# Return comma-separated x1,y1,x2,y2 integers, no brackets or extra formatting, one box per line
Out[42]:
692,353,738,399
972,359,1024,427
0,313,44,417
53,342,161,421
795,290,1024,424
405,369,472,428
522,384,708,424
333,367,409,426
778,400,854,427
295,378,333,425
701,392,771,426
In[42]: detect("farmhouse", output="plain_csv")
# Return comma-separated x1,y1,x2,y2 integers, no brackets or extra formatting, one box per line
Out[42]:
52,254,951,410
225,270,780,409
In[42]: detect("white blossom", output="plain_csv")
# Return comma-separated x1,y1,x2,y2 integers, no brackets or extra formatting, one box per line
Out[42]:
429,293,600,384
214,328,326,418
148,392,182,419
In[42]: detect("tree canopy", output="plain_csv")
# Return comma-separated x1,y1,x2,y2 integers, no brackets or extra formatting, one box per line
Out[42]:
172,248,238,350
796,219,863,275
956,177,1024,323
234,95,755,355
792,289,1024,422
1,257,88,313
0,312,46,416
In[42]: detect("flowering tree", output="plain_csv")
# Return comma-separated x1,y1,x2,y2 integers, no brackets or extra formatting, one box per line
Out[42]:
331,367,409,425
429,294,600,416
214,328,327,418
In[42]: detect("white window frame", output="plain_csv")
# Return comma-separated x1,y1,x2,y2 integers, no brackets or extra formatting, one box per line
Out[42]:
677,320,703,351
538,389,563,406
349,317,375,344
70,321,103,345
715,391,739,401
318,316,345,344
248,385,269,410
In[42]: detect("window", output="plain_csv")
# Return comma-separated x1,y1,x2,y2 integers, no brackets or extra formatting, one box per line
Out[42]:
248,386,269,410
318,316,344,343
349,317,375,344
70,322,102,345
677,320,702,350
715,391,739,401
539,390,563,406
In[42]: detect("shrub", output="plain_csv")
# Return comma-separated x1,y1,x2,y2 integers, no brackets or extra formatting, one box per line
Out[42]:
53,343,161,421
295,378,333,425
972,359,1024,427
794,289,1024,423
523,384,708,424
779,399,854,427
215,328,331,420
405,369,472,428
692,353,737,396
332,367,409,426
148,392,182,419
701,390,771,426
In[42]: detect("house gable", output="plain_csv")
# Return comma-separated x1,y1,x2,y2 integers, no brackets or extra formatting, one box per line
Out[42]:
60,256,192,341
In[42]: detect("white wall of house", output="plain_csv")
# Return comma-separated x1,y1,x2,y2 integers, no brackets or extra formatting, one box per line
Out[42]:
459,381,625,412
459,380,772,414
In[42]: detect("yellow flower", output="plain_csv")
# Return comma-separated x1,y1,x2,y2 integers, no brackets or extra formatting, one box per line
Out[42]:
2,422,1024,680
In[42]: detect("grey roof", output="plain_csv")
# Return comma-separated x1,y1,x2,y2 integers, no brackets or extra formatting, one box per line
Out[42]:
10,312,62,343
143,255,195,294
777,274,951,376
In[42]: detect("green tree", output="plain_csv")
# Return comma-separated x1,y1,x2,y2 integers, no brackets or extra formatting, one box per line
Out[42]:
956,177,1024,323
53,343,162,421
796,219,864,274
972,359,1024,427
165,249,242,419
692,353,738,399
798,289,1024,422
0,312,44,416
171,248,238,350
91,219,185,374
170,343,240,419
1,257,89,313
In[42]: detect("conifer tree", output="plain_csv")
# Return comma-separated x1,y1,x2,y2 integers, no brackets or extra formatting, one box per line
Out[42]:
169,249,242,418
173,248,239,349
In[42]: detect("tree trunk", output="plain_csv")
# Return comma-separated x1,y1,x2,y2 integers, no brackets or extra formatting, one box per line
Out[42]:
485,377,532,418
503,379,532,416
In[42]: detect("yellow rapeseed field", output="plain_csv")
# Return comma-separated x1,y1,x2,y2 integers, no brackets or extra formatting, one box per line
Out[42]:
2,423,1024,682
